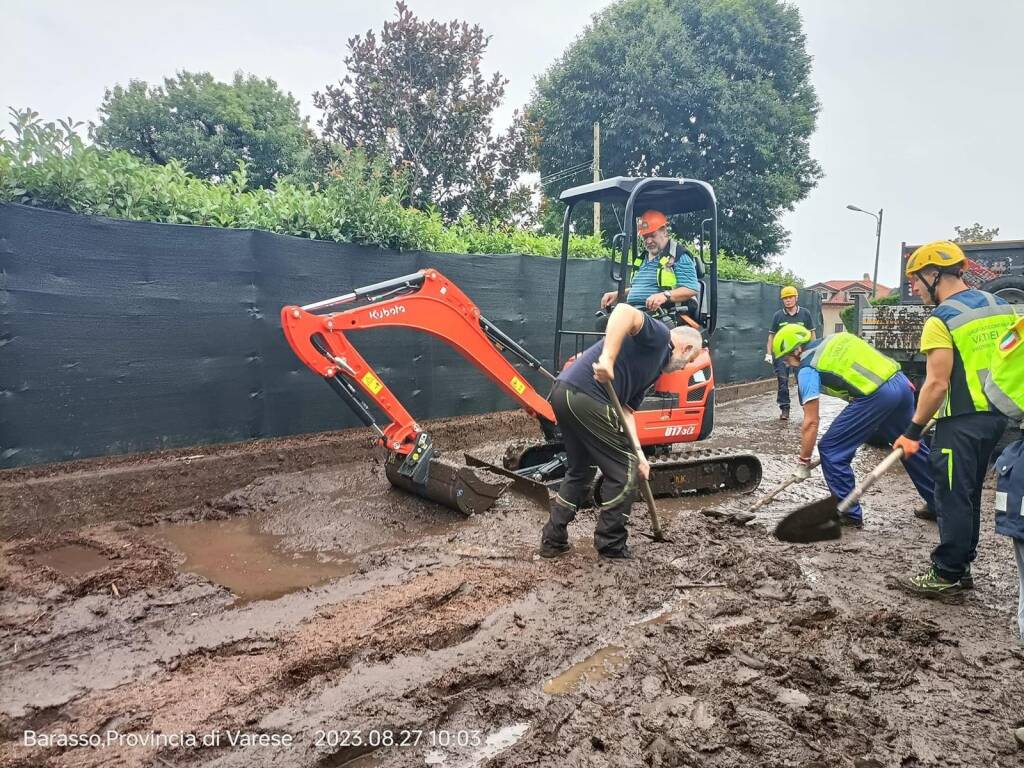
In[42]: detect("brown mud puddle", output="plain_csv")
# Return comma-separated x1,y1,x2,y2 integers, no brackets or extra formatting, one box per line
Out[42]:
149,517,355,602
30,543,114,576
543,644,626,694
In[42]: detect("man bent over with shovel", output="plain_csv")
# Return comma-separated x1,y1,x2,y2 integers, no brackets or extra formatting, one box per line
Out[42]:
540,304,701,559
773,324,935,527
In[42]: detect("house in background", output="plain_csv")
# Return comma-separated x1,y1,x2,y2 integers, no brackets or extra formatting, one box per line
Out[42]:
807,274,892,336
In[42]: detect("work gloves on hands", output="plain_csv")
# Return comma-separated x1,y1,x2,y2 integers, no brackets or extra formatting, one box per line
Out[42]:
790,458,813,482
894,421,926,457
764,352,773,364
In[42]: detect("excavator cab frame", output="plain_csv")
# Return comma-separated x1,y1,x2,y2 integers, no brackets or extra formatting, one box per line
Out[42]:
553,177,719,370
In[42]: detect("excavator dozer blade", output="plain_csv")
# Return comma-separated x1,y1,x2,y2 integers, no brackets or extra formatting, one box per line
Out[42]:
464,453,552,508
385,454,510,516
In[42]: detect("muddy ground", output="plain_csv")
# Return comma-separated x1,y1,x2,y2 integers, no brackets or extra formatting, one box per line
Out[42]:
1,394,1022,768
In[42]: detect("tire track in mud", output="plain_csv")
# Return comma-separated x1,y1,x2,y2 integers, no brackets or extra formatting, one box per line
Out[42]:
1,563,535,768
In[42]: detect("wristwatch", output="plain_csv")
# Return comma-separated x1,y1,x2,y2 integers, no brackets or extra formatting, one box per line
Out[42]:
663,291,672,302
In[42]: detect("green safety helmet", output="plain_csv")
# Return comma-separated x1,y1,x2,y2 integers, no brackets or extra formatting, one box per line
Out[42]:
773,324,813,359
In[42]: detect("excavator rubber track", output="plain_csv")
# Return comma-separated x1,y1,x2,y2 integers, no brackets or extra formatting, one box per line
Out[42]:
498,441,762,504
642,447,762,497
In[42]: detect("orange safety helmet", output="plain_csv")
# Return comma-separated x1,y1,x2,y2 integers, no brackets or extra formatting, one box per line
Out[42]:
637,210,668,236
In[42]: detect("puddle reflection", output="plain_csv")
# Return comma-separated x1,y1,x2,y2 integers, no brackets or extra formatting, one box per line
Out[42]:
150,518,355,603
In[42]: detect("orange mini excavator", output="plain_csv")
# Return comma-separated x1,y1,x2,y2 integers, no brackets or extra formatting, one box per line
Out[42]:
281,177,762,514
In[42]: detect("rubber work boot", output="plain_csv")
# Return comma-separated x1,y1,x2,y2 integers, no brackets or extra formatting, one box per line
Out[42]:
899,565,965,601
597,545,633,561
540,497,576,559
539,543,572,559
780,407,790,421
839,514,863,529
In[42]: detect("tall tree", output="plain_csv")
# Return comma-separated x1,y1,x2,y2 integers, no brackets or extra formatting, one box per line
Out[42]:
953,222,1000,243
529,0,822,262
313,2,535,224
92,71,309,189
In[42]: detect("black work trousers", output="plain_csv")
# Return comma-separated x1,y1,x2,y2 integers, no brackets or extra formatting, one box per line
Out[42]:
541,381,638,555
930,412,1006,581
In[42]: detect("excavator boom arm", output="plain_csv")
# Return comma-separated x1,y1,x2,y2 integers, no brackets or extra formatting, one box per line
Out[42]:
281,269,556,453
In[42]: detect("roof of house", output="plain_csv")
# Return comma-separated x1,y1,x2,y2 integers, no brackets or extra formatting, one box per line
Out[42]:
809,279,892,306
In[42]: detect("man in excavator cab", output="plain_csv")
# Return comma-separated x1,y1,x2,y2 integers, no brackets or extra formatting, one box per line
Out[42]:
599,209,701,329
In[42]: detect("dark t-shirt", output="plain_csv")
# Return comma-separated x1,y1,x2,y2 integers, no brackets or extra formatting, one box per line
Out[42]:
770,306,815,334
558,315,672,410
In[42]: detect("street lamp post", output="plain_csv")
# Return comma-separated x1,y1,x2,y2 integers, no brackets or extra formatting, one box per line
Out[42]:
846,204,884,299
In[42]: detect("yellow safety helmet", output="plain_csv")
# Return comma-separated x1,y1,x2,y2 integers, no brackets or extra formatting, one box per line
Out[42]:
773,323,813,359
780,285,798,299
905,240,966,276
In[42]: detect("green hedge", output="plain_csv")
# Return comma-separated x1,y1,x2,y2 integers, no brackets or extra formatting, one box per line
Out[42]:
1,108,800,282
0,110,606,257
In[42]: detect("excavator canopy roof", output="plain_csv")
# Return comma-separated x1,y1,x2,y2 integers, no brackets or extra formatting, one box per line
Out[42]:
559,176,716,217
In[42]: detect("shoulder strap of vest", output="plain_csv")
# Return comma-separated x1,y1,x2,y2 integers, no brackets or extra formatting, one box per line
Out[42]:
802,337,828,366
941,298,972,316
662,241,679,268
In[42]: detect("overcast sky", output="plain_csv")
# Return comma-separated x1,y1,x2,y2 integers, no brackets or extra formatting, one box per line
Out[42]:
3,0,1022,287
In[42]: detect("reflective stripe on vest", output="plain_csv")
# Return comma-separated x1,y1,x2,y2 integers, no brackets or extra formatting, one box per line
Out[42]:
800,332,900,401
933,291,1017,418
631,241,682,289
984,313,1024,421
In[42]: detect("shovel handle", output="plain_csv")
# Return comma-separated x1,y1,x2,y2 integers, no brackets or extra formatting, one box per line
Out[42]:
836,418,937,514
747,458,822,513
601,380,664,539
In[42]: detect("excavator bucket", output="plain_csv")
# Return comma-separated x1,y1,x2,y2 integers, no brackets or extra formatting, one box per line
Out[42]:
384,450,509,516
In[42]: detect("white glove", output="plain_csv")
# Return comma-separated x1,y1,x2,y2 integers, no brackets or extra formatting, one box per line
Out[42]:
764,352,773,364
791,460,812,482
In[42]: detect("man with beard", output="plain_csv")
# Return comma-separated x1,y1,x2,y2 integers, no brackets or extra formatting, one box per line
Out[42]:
540,304,702,560
600,209,700,322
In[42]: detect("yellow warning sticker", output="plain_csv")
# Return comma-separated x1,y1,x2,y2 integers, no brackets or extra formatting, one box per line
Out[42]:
361,372,384,395
510,376,526,395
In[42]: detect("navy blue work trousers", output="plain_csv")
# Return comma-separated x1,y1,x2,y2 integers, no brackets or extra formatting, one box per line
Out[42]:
818,372,935,521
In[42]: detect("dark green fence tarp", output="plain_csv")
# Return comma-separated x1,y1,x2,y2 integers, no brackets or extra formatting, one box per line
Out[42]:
0,203,820,468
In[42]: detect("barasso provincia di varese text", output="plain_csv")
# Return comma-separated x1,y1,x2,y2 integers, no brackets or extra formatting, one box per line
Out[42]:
21,728,484,750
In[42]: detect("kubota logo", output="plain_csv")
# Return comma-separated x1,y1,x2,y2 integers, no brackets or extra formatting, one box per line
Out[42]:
368,305,406,321
664,425,696,437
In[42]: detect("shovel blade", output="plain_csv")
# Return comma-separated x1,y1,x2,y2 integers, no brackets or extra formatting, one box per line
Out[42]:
773,496,843,543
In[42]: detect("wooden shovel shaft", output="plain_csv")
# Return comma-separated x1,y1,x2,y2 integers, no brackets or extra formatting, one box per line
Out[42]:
836,418,937,514
746,458,822,513
601,380,664,539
